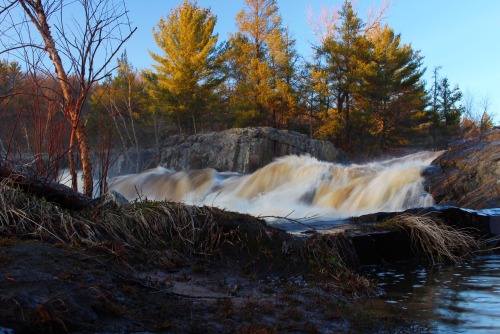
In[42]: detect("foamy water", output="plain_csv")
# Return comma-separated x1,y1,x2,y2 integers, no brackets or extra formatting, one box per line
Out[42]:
108,151,442,222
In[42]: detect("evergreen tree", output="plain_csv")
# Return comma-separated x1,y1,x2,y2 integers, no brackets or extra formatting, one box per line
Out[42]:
361,25,426,151
0,59,23,97
146,0,224,133
315,0,370,149
429,66,442,147
227,0,299,128
427,69,463,146
0,59,25,154
439,77,463,128
298,60,331,138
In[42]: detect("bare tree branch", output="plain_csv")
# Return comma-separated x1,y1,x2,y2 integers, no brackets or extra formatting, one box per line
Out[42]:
0,0,136,196
365,0,392,33
0,0,17,16
306,4,339,44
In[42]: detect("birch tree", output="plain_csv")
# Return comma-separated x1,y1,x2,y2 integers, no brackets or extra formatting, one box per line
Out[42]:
0,0,135,196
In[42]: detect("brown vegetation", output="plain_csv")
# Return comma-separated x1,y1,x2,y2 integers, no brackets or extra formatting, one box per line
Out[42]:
381,213,480,264
0,171,490,333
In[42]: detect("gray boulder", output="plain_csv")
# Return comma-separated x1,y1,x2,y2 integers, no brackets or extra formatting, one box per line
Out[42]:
424,129,500,209
158,127,347,173
88,148,159,178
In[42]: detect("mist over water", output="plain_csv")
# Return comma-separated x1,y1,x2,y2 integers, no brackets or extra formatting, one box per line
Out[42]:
109,151,442,222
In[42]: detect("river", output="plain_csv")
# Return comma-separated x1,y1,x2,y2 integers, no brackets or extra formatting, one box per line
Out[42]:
106,151,500,333
361,255,500,333
108,151,441,221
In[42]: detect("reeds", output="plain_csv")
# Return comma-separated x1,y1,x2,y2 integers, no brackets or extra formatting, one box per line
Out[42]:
0,179,231,266
383,213,479,264
0,177,483,270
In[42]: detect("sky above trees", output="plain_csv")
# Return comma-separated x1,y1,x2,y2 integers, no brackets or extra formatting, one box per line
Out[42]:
124,0,500,123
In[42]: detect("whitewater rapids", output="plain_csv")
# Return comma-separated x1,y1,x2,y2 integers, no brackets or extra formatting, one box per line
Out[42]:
108,151,442,222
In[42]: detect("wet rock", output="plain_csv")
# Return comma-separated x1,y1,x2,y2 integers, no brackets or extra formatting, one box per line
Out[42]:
158,127,347,173
424,129,500,210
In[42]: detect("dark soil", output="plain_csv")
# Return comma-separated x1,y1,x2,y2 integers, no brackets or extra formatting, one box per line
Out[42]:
0,237,424,333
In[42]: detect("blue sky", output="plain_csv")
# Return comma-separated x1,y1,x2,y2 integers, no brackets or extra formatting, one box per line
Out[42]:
124,0,500,123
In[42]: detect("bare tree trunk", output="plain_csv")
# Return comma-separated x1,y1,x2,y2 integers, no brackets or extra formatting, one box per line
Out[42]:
18,0,94,195
126,77,140,172
192,115,197,134
68,129,78,191
74,121,93,197
177,116,182,134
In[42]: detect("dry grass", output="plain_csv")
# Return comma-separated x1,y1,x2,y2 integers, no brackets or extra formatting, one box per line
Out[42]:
0,179,233,266
383,213,479,264
0,176,483,273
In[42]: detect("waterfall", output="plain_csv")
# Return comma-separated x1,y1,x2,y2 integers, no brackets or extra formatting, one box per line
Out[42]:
109,151,442,222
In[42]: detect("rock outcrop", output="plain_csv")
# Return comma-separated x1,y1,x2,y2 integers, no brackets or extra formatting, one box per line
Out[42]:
424,129,500,209
158,127,347,173
102,148,158,177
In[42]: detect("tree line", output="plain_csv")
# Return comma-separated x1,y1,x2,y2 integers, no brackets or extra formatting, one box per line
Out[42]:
89,0,495,154
0,0,495,196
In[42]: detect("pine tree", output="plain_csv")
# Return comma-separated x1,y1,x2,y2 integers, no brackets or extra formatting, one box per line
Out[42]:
146,0,224,133
227,0,298,128
361,25,426,151
0,59,23,97
429,66,442,148
427,69,464,146
439,77,463,128
315,0,370,149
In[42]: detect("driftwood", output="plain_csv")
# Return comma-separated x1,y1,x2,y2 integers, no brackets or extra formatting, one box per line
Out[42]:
0,157,92,210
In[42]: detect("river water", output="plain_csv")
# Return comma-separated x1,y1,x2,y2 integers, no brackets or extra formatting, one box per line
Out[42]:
108,151,441,221
107,151,500,332
361,255,500,333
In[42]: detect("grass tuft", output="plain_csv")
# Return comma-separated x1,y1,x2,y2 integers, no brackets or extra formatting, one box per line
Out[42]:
382,213,479,264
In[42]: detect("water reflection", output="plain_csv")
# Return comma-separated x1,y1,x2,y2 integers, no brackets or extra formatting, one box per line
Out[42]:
361,255,500,333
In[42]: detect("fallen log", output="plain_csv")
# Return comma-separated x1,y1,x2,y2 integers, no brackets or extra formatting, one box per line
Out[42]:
0,157,92,210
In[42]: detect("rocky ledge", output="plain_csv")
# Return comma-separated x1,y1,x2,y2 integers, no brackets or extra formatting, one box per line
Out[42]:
158,127,347,173
424,128,500,210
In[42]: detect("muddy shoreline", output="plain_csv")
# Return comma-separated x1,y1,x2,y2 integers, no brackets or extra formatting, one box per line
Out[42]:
0,236,430,333
0,176,485,333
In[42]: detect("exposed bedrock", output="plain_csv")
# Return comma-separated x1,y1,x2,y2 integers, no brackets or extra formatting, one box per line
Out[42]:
424,128,500,210
157,127,348,173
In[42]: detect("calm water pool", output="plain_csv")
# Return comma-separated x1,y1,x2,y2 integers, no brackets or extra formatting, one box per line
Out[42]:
361,255,500,333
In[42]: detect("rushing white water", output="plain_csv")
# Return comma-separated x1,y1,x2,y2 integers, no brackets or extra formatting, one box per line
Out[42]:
108,151,442,222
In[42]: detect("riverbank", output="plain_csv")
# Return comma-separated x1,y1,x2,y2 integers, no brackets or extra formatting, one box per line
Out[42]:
0,236,429,333
0,173,490,333
0,180,444,333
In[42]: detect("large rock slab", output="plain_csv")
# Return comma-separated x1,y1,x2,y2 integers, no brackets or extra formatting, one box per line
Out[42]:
99,148,158,177
424,129,500,209
158,127,347,173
